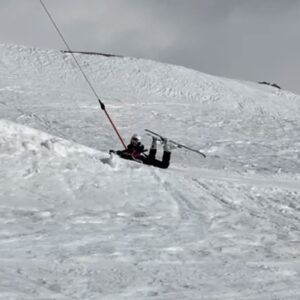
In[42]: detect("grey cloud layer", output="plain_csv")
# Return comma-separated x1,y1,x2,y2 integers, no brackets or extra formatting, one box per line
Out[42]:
1,0,300,93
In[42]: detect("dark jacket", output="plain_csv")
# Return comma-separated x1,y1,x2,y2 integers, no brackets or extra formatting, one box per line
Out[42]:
116,143,146,160
115,143,170,168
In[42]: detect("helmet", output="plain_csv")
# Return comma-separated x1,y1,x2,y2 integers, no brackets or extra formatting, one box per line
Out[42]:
130,134,141,144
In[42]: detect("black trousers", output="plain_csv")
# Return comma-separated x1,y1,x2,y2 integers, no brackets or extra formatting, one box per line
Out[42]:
143,149,171,169
116,149,171,169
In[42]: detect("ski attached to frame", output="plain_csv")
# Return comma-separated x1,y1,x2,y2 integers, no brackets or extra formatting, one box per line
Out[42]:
145,129,206,158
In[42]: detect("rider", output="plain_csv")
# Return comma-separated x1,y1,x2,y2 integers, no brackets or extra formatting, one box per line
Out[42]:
114,134,173,169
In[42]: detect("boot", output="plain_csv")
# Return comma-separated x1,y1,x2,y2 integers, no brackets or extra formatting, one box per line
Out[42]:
163,138,171,152
163,138,177,152
151,136,158,150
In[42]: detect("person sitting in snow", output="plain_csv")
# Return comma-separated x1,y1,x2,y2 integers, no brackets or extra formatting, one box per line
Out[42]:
111,134,174,169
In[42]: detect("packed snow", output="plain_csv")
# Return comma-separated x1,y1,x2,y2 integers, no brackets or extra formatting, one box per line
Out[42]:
0,43,299,299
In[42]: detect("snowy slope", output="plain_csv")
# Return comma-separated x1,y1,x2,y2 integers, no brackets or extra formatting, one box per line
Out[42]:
0,44,300,300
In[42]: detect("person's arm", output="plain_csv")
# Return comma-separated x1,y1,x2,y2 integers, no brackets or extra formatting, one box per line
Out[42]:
116,144,132,158
136,144,147,153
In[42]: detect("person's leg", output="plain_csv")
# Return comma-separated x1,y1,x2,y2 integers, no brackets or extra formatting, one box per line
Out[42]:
147,136,158,160
155,138,173,168
148,149,156,160
145,138,173,169
148,152,171,169
161,151,171,168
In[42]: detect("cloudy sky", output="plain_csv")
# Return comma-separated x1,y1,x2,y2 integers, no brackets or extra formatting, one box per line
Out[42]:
1,0,300,93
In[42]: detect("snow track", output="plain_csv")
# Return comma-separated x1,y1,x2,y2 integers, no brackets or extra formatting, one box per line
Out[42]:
0,44,300,299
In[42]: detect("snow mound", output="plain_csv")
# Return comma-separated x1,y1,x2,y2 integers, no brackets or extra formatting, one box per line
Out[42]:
0,118,101,158
0,118,125,208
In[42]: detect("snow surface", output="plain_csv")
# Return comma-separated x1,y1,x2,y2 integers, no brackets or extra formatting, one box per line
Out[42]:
0,43,300,299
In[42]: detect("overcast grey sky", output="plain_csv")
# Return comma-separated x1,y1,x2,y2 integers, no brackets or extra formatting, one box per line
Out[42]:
1,0,300,93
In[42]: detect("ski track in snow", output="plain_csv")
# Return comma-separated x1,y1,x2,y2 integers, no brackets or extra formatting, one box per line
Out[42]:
0,44,300,299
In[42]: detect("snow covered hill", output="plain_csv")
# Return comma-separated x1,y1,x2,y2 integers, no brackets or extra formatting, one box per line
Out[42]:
0,44,299,300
